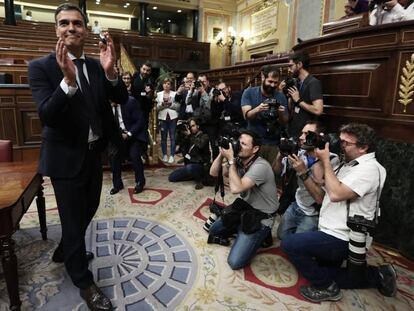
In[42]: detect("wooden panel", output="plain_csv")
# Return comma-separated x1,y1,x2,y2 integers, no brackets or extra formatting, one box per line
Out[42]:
352,33,397,48
130,45,152,58
402,30,414,43
0,108,17,144
319,40,350,53
158,46,180,59
392,52,414,116
21,111,41,144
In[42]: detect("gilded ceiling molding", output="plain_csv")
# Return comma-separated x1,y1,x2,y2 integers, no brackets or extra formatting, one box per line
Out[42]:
398,53,414,113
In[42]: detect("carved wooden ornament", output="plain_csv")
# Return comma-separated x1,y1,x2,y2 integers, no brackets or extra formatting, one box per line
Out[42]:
399,53,414,113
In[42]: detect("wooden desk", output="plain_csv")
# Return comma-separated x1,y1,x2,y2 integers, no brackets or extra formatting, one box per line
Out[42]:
0,161,47,311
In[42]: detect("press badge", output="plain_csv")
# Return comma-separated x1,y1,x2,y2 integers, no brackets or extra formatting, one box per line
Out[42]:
140,92,146,96
185,154,191,160
295,106,300,114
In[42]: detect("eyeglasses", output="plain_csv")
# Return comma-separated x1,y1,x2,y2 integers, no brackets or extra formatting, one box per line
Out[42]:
340,140,358,147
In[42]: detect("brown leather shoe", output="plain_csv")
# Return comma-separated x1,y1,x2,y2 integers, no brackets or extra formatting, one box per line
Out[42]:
80,283,112,310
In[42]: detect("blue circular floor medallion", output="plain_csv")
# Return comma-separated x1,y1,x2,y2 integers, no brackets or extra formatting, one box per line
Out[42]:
90,218,197,310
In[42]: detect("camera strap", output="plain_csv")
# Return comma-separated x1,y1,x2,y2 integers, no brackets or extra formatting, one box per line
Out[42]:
344,164,383,226
213,166,225,206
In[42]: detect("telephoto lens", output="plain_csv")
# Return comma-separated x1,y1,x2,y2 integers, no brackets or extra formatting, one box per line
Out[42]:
347,230,368,276
203,214,218,232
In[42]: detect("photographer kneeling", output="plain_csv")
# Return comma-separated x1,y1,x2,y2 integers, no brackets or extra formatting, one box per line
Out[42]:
168,118,211,190
208,130,279,270
281,123,396,302
274,121,339,240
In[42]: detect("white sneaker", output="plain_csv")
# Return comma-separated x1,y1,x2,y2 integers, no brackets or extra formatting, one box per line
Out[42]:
168,155,174,164
162,155,168,162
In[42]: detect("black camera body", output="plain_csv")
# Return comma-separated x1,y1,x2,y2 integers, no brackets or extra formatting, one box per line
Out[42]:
283,77,299,96
263,98,281,119
304,131,329,149
176,121,189,133
279,137,300,156
194,80,202,88
347,214,376,235
212,88,222,97
218,136,241,155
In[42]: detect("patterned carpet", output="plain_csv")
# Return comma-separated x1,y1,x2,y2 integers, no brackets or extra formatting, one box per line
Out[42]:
1,167,413,311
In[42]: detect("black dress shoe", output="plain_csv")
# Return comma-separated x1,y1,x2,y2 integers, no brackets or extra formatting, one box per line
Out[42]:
110,188,120,195
133,182,145,194
109,183,124,195
80,283,112,311
52,249,95,263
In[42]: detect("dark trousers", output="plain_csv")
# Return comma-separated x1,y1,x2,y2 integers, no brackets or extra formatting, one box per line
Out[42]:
51,148,102,289
281,231,381,289
202,124,219,160
110,139,145,188
168,163,204,183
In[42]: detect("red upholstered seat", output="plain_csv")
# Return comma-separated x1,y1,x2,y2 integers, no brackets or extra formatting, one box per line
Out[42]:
0,140,13,162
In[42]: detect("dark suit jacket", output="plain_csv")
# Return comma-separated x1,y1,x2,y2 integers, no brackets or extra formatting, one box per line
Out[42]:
28,53,128,178
121,96,148,144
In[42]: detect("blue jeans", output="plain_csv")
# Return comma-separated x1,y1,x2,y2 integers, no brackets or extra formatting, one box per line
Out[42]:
168,163,204,183
281,231,381,289
209,218,271,270
277,201,318,240
159,119,177,156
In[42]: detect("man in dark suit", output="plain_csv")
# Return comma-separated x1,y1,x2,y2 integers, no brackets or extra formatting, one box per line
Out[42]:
109,95,148,195
28,3,127,310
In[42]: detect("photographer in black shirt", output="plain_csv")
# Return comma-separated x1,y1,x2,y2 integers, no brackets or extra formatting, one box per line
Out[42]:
168,118,211,190
210,81,245,159
281,51,323,138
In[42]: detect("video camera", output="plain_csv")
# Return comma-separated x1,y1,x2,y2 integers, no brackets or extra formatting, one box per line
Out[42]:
279,137,300,156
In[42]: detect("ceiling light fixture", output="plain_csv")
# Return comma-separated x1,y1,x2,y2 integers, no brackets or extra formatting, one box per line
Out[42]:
177,9,182,13
168,19,171,23
153,6,158,10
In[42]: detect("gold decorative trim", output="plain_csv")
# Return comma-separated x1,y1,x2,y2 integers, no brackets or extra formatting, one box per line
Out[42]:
398,53,414,113
253,0,278,13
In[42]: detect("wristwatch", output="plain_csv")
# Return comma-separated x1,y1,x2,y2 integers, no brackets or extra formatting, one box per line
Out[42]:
294,98,303,106
298,169,310,181
227,159,235,166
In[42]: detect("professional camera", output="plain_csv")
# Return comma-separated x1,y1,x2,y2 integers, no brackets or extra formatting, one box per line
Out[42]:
218,135,241,155
262,98,281,119
176,120,189,133
212,88,222,97
347,214,376,235
145,82,154,90
346,215,376,276
194,80,202,88
279,137,300,156
282,77,299,97
304,131,330,149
